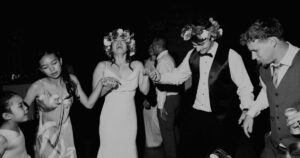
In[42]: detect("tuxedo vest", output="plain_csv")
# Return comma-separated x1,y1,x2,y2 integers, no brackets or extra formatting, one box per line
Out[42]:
188,44,239,115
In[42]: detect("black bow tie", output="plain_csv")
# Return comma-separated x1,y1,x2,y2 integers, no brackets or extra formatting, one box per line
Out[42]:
199,53,213,57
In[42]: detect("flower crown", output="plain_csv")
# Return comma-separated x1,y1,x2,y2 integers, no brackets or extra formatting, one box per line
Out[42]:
103,28,136,57
181,17,223,42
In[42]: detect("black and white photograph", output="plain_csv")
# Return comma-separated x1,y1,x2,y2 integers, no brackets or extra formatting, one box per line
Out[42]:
1,1,300,158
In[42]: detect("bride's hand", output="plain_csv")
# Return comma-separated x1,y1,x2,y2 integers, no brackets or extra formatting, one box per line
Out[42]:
143,66,155,76
101,77,121,90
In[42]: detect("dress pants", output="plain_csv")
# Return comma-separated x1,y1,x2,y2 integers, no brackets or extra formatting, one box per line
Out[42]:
178,108,240,158
157,94,181,158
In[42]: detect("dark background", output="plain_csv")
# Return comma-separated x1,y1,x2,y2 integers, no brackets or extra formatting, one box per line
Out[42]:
2,1,300,157
3,1,300,82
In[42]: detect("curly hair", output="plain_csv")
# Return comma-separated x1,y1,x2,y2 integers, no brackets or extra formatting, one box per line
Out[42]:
103,28,135,69
103,28,136,57
240,17,284,46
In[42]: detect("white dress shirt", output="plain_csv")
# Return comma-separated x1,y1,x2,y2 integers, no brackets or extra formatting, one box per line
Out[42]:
247,43,300,117
159,42,254,112
156,50,178,109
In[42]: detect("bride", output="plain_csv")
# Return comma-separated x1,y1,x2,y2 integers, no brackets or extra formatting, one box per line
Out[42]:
93,28,150,158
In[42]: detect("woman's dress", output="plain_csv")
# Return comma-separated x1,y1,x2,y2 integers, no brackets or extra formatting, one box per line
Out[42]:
35,95,77,158
97,65,139,158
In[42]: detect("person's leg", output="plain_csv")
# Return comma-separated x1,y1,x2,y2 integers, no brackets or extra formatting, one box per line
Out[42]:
177,108,201,158
260,134,288,158
218,110,242,156
179,109,219,158
157,95,180,158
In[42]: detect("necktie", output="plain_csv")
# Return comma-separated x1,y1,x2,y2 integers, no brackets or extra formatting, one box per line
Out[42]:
154,59,158,68
272,63,282,88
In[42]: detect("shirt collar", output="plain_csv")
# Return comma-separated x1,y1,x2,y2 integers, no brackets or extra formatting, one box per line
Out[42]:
276,42,299,67
157,50,168,60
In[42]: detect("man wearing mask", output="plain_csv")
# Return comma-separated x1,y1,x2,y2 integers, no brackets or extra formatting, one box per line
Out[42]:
150,17,255,157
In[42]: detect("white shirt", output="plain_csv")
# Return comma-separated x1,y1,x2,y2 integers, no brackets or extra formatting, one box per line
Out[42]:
159,42,254,112
247,43,300,117
156,50,178,109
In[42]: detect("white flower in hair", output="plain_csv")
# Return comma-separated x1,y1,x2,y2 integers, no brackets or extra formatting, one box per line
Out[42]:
200,30,210,39
129,39,135,47
218,28,223,36
209,154,219,158
129,52,135,56
103,28,136,57
180,17,223,42
117,28,124,35
182,27,193,41
104,38,111,46
209,17,217,25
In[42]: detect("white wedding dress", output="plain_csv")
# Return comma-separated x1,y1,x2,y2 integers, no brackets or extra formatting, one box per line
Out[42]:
97,65,139,158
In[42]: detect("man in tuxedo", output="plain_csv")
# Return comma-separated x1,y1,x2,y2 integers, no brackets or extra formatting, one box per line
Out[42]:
151,37,181,158
241,17,300,158
149,17,255,157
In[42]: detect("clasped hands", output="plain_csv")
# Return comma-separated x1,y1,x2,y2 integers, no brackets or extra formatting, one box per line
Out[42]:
100,77,121,90
144,68,161,82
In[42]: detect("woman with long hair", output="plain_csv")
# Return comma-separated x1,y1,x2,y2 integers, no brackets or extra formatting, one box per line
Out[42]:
93,28,150,158
24,50,114,158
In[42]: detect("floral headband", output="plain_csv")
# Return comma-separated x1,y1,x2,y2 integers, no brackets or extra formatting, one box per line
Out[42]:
181,17,223,43
103,28,136,57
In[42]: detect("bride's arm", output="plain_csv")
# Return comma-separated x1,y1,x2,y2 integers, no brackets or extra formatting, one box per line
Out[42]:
70,74,103,109
135,61,150,95
93,61,116,97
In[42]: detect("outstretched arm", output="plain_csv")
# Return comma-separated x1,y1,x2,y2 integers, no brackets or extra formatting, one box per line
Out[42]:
149,49,193,85
71,74,103,109
137,61,150,95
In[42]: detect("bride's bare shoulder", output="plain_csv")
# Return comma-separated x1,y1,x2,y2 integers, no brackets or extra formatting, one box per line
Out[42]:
131,60,143,69
95,61,111,70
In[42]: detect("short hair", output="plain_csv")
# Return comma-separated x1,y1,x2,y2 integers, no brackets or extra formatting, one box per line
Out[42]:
240,17,284,45
152,37,167,50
